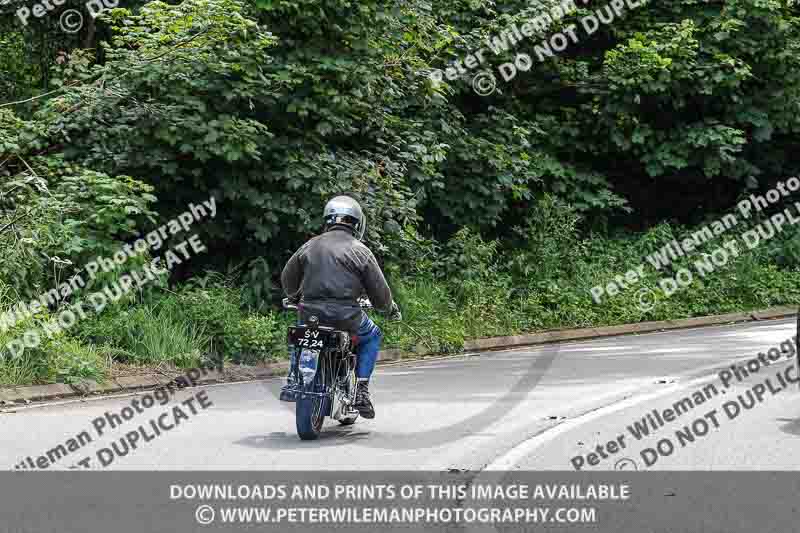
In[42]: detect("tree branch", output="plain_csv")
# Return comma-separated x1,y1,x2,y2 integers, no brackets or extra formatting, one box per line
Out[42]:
0,82,80,109
0,209,34,236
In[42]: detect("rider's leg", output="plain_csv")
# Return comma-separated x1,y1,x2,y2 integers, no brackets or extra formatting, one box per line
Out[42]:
353,315,382,418
279,346,300,402
356,315,382,379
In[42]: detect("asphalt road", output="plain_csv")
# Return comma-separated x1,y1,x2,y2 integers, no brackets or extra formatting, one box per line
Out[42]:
1,318,798,471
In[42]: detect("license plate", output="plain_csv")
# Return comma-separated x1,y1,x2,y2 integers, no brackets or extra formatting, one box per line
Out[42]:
289,327,332,349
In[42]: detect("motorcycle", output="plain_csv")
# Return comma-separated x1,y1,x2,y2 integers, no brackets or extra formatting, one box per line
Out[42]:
280,297,371,440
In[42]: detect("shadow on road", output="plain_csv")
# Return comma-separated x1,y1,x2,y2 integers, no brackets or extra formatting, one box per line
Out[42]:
257,343,562,451
777,416,800,436
235,428,372,449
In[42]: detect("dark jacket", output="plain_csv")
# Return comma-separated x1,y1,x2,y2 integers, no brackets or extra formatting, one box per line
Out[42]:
281,228,393,333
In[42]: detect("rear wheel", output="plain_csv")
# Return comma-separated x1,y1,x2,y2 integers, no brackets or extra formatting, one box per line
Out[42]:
296,372,328,440
296,394,326,440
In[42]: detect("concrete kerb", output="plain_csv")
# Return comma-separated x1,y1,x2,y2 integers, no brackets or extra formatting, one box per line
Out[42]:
0,384,73,403
71,379,122,395
462,306,796,352
113,375,161,390
0,306,795,405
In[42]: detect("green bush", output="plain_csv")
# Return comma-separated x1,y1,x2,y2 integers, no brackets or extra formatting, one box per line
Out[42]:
383,214,800,348
74,278,288,366
0,123,159,303
47,340,109,385
228,313,287,365
115,305,209,367
0,354,41,387
0,307,109,386
507,194,582,285
73,299,210,367
381,277,466,354
5,214,800,388
165,283,285,364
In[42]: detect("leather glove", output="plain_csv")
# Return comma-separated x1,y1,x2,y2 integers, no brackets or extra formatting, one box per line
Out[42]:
389,301,402,321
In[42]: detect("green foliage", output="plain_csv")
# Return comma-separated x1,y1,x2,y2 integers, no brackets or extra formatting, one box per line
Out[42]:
436,227,501,283
232,313,287,364
3,0,800,387
0,353,40,387
380,277,467,354
0,306,109,386
169,284,286,364
7,0,800,241
1,110,158,301
47,340,109,385
760,220,800,268
237,257,276,313
383,216,800,351
110,305,208,366
75,277,288,366
507,194,582,284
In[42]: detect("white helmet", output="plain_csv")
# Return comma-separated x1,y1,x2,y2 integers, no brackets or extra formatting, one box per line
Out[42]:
323,195,366,240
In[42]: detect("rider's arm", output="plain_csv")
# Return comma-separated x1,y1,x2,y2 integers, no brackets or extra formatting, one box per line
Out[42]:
357,246,394,313
281,243,307,300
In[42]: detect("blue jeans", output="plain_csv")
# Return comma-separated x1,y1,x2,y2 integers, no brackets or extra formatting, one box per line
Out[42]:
355,315,382,379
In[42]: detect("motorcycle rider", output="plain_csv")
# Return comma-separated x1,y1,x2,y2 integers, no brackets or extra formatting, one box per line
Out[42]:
280,195,401,419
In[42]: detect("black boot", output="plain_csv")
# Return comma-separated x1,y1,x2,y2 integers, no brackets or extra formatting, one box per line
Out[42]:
280,350,299,402
354,380,375,419
279,372,298,402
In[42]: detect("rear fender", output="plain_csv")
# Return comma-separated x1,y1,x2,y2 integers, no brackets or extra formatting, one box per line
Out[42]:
298,349,321,388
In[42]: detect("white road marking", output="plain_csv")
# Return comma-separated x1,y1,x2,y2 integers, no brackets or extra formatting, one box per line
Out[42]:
482,356,797,471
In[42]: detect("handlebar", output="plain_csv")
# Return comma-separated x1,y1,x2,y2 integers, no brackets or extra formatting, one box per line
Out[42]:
282,297,374,310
